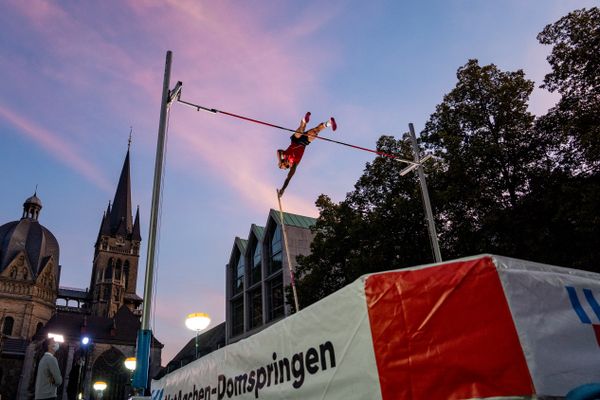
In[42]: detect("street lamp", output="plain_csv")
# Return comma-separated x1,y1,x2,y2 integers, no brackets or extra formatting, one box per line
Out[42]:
48,333,64,343
93,381,107,399
185,313,210,359
77,336,92,400
124,357,136,398
124,357,137,371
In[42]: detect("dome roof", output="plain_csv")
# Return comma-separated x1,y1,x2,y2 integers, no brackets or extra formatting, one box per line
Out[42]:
24,194,42,207
0,195,59,277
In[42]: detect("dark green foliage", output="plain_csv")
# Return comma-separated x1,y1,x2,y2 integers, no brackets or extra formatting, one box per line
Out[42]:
289,8,600,310
536,7,600,170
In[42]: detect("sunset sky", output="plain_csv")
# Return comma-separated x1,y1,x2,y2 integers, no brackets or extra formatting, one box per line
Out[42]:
0,0,595,363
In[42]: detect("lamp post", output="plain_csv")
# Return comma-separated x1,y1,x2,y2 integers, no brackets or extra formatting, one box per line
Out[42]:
77,336,91,400
124,357,136,398
47,333,65,343
93,381,107,400
185,313,211,359
124,357,137,371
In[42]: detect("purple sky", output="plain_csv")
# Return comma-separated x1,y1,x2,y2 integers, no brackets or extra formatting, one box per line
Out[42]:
0,0,594,363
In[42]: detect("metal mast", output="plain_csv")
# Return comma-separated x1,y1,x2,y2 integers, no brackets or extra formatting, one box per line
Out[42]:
133,50,182,393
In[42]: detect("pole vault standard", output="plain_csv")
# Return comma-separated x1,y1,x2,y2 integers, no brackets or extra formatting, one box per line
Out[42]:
401,124,442,263
133,51,182,395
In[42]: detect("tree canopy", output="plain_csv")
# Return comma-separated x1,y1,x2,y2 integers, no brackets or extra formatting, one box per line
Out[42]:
536,7,600,170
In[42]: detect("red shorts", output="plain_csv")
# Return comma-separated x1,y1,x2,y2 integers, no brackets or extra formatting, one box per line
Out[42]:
283,143,306,166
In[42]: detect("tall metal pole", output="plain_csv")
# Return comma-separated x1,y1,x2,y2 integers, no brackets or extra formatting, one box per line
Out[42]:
133,50,173,393
408,123,442,263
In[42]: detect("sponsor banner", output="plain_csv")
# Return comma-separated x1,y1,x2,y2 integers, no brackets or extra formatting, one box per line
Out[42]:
152,279,382,399
154,255,600,399
366,256,533,399
495,256,600,396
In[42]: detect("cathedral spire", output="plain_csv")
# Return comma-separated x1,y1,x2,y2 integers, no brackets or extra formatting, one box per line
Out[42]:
132,206,142,241
109,149,133,234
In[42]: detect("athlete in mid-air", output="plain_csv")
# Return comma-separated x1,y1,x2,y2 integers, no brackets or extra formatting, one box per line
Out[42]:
276,112,337,197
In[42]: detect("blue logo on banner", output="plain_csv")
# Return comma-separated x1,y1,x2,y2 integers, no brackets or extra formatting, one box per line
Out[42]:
566,286,600,324
151,388,164,400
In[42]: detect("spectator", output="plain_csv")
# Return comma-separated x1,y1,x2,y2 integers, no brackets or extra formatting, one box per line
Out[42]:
35,338,63,400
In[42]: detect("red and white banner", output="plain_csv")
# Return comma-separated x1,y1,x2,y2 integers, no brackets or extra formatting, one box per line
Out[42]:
152,255,600,399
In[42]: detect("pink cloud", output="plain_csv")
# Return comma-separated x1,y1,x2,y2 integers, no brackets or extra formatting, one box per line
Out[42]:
8,0,338,215
0,104,112,192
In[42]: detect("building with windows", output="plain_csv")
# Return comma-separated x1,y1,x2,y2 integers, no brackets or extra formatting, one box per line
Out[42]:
161,209,316,375
0,148,162,400
225,210,316,344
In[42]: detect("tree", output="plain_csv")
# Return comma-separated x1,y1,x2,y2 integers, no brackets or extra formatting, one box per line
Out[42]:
421,60,550,258
536,7,600,171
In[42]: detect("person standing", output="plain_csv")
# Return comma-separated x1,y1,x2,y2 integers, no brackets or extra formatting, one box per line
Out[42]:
35,338,63,400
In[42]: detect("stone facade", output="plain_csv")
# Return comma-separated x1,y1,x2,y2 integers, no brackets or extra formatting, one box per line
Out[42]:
0,194,61,400
0,148,160,400
90,150,142,319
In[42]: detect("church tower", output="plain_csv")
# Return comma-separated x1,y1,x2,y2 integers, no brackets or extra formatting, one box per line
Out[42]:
90,149,142,318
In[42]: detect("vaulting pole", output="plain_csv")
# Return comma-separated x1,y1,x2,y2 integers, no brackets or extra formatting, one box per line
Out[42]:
277,191,301,313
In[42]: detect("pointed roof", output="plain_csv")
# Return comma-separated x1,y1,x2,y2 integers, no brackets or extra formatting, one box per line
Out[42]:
109,150,133,234
269,209,317,229
132,206,142,241
97,212,111,241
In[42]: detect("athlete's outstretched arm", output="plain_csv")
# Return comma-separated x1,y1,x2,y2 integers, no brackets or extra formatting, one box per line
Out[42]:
278,164,298,197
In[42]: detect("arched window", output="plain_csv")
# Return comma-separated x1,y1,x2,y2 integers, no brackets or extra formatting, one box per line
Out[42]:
2,316,14,336
105,258,114,280
36,322,44,335
115,259,122,281
123,261,130,290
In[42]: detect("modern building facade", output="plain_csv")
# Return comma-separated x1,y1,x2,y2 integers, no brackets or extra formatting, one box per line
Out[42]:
225,209,316,344
0,148,161,400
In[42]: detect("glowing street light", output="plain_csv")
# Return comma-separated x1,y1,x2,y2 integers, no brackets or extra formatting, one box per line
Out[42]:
48,333,64,343
185,313,210,359
124,357,137,371
93,381,107,399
